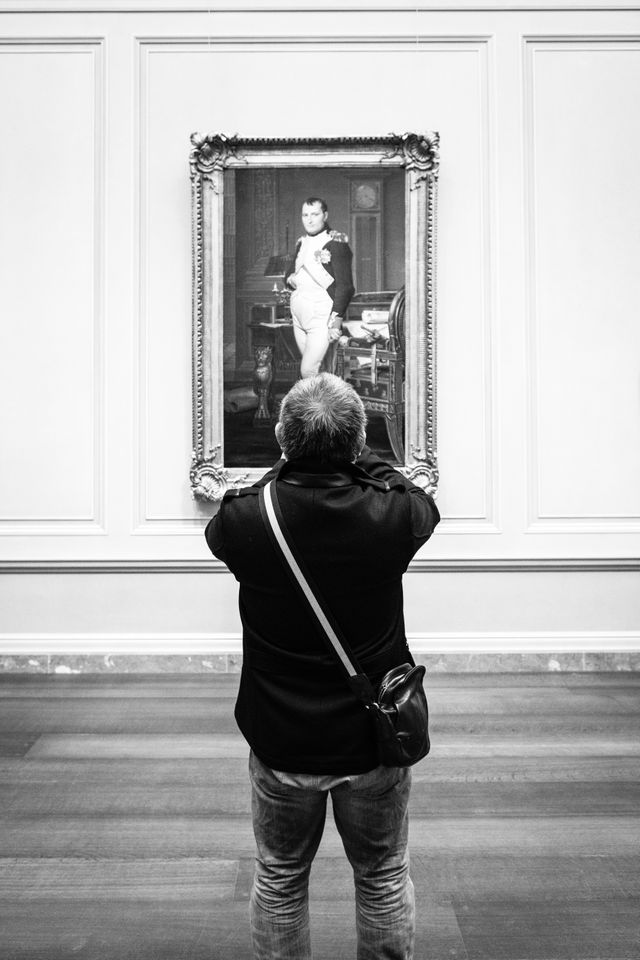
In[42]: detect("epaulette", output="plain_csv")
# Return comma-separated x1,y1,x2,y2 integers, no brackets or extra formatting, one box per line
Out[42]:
350,465,405,492
329,230,349,243
221,486,261,501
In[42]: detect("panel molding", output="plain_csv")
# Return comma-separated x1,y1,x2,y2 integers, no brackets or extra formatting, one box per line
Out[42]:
1,630,638,656
1,557,638,572
523,36,640,535
135,34,497,532
2,3,640,14
527,518,640,534
0,38,106,536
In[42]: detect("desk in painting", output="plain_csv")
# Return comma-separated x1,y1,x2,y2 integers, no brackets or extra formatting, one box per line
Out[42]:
336,289,405,463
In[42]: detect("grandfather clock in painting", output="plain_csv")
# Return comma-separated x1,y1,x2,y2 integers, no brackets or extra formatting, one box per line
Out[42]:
349,179,383,292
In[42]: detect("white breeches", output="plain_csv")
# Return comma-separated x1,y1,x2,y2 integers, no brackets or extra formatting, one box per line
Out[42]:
290,287,332,379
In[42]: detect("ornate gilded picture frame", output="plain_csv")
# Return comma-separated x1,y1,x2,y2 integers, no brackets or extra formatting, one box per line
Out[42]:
189,133,439,501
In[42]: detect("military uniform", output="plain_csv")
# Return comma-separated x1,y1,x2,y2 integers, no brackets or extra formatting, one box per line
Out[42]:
284,229,355,377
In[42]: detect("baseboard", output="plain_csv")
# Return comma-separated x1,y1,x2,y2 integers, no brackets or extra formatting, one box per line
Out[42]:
0,631,638,673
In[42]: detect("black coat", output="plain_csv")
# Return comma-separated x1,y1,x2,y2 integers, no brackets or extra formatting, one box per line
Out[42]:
205,447,440,773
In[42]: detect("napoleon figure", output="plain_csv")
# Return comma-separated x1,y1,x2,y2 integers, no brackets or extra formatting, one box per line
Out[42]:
284,197,355,378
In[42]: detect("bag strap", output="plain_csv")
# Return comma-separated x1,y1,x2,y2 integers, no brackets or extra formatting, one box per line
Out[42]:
258,480,377,707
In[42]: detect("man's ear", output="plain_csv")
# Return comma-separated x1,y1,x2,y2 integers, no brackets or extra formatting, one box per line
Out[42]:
275,422,284,450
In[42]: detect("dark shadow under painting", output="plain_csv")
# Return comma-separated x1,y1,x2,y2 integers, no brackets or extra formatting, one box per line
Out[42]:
222,166,406,467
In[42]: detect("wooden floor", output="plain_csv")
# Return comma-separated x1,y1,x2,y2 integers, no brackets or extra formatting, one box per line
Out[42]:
1,672,639,960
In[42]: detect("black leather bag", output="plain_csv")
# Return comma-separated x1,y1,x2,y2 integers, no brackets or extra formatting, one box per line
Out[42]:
372,663,430,766
259,481,430,768
347,661,430,767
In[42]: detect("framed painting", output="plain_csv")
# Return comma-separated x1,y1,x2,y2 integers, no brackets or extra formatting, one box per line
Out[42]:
189,133,439,501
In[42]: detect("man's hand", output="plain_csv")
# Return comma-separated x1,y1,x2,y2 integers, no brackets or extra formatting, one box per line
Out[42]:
328,312,343,342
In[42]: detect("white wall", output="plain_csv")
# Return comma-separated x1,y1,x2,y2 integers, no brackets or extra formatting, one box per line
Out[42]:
1,1,639,659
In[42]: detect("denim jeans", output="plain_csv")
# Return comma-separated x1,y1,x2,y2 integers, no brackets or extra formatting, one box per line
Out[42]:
248,750,415,960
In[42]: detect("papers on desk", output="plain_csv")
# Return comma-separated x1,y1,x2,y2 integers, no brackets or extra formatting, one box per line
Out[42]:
362,309,390,324
344,309,390,343
259,321,293,329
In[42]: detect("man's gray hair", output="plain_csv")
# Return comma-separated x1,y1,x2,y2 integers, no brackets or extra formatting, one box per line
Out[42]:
277,373,366,463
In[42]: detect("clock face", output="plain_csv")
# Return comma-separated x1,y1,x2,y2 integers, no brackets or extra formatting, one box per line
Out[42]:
353,182,379,210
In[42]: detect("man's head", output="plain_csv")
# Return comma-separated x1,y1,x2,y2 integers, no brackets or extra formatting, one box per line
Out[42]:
301,197,329,236
276,373,366,463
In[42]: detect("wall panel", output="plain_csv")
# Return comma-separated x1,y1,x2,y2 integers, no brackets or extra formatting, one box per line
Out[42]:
137,38,495,530
525,38,640,532
0,40,104,534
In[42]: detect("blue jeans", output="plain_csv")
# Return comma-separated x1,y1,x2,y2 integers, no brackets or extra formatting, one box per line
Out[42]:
248,751,415,960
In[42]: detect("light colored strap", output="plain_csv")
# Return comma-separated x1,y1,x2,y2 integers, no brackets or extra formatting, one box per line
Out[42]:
263,480,357,678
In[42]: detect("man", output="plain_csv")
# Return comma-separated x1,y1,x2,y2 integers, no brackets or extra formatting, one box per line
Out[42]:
205,373,440,960
284,197,355,378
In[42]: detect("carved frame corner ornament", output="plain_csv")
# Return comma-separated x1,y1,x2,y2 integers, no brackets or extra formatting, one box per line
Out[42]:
407,446,439,498
189,131,242,176
387,131,440,188
190,450,248,502
190,133,439,502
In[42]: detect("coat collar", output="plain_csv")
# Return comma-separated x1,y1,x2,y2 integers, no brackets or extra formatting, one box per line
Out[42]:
298,229,330,248
273,457,389,491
